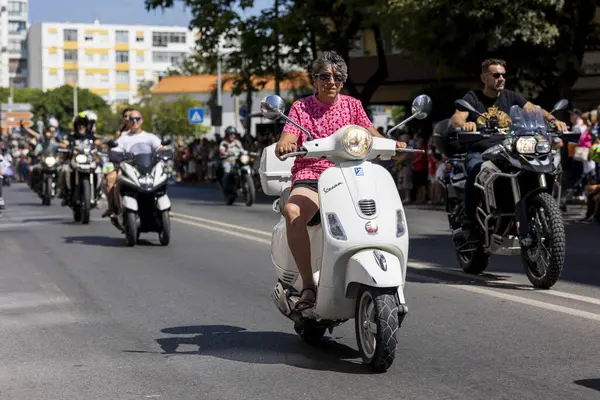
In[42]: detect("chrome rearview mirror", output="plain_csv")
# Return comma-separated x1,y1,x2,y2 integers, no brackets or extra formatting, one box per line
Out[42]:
387,94,433,136
550,99,568,114
412,94,432,120
260,95,286,120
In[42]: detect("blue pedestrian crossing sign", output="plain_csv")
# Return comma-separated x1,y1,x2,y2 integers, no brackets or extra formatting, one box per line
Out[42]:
188,108,204,124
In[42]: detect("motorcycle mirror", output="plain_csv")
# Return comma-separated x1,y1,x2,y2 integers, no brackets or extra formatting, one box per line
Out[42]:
454,99,487,119
549,99,568,114
387,95,433,136
260,95,286,120
412,94,433,120
106,139,118,148
161,139,172,146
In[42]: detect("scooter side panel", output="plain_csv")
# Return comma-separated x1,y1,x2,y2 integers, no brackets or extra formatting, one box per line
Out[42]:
315,162,409,320
121,195,139,212
156,194,171,211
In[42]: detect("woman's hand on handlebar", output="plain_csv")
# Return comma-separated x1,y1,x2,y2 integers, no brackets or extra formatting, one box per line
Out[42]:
275,135,298,159
395,140,407,149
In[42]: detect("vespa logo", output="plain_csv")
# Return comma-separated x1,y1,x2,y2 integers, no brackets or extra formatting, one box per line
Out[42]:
323,181,343,194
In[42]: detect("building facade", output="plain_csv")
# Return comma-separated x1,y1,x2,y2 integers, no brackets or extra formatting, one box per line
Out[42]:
27,20,195,105
0,0,28,88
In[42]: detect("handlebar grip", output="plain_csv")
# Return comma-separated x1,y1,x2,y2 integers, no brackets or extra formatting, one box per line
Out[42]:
280,151,307,160
397,148,425,153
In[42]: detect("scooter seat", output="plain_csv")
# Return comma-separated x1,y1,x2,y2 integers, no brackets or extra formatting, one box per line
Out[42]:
307,211,321,226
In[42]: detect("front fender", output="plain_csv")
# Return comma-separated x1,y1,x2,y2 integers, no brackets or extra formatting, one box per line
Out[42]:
345,249,405,302
121,195,138,212
156,194,171,211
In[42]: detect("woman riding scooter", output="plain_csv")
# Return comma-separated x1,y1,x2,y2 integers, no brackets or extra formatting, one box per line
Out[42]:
274,50,407,310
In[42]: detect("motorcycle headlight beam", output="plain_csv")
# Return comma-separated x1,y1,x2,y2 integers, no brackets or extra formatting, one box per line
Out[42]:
515,137,538,154
44,156,57,167
75,154,89,163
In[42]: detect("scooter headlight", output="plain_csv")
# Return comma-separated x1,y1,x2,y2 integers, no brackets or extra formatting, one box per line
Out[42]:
44,156,57,167
341,126,373,159
240,154,250,164
139,174,154,188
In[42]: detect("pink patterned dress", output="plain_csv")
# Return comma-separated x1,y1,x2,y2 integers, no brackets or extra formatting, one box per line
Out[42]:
282,94,374,186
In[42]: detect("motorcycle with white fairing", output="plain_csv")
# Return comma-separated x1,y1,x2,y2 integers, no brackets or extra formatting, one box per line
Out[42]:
258,94,431,372
108,141,173,247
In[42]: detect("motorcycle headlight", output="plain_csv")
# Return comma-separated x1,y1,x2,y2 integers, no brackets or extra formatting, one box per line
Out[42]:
515,137,538,154
535,141,551,154
240,154,250,164
340,126,373,159
75,154,89,163
44,156,57,167
139,174,154,188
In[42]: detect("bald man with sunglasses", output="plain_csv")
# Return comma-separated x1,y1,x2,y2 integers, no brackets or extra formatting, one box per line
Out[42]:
450,58,568,242
102,109,167,224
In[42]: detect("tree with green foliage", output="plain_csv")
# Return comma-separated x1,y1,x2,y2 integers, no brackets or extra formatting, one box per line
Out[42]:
388,0,599,106
0,85,111,134
145,0,392,109
139,95,210,138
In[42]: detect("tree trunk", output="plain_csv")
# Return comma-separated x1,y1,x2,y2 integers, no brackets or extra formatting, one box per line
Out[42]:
274,0,281,95
245,88,254,136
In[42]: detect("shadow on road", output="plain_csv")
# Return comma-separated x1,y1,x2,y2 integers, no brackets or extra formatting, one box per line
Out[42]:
126,324,373,374
574,378,600,392
62,235,159,247
407,227,600,289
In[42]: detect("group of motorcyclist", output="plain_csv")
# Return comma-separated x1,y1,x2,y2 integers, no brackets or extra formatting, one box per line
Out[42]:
1,100,248,223
0,52,574,312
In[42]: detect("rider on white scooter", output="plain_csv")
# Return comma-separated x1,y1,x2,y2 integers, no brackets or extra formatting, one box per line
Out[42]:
275,51,406,311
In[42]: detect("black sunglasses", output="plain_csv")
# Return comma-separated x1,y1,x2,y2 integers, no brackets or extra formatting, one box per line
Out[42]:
490,72,505,79
129,117,142,122
315,72,344,83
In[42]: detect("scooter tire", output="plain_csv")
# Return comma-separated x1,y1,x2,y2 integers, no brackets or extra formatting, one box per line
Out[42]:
158,210,171,246
355,286,399,373
125,211,137,247
294,320,326,346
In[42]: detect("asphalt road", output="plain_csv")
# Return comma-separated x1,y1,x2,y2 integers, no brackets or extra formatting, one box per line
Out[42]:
0,183,599,400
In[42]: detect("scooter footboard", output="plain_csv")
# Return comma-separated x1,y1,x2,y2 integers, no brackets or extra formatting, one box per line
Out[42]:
121,195,138,212
345,249,405,301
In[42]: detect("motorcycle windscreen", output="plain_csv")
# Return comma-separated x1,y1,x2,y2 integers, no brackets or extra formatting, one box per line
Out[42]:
129,142,156,173
509,105,549,138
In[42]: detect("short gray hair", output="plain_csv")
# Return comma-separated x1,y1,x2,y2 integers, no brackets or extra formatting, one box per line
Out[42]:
311,51,348,85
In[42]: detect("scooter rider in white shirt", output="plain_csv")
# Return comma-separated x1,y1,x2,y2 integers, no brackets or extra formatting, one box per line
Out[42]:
103,109,169,225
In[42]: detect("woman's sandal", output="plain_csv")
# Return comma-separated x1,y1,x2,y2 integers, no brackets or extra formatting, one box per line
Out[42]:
294,287,317,311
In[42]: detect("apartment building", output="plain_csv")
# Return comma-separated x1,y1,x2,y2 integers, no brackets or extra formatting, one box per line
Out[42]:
0,0,28,88
27,20,195,105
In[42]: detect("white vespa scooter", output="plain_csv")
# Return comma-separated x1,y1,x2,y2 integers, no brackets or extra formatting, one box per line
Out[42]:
258,94,431,372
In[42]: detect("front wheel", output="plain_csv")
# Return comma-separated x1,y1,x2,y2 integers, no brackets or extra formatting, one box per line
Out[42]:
243,174,255,206
80,177,91,224
355,286,399,373
43,176,53,206
158,210,171,246
125,211,137,247
521,192,566,289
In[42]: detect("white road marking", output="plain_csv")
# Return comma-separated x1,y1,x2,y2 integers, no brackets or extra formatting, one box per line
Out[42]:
409,261,600,306
172,211,600,322
172,217,271,244
40,282,79,322
172,212,272,237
